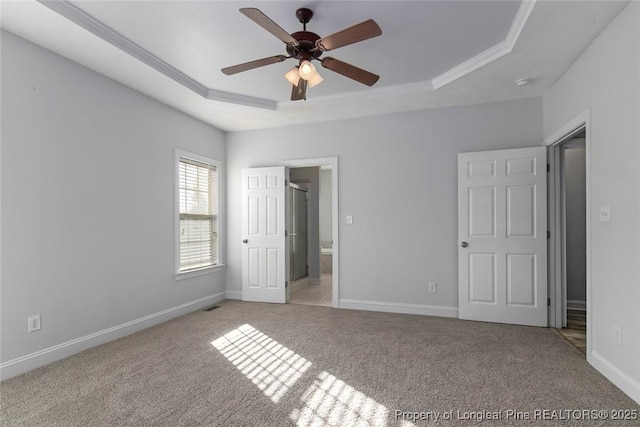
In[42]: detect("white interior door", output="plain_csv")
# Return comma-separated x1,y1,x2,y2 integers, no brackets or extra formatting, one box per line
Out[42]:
242,167,288,303
458,147,547,326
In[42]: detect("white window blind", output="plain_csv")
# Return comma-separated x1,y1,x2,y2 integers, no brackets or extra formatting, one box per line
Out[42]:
178,157,217,271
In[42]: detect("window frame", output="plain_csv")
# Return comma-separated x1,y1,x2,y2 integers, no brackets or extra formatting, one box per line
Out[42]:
174,149,223,280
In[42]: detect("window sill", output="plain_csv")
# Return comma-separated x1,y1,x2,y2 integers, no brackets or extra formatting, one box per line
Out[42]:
175,264,225,281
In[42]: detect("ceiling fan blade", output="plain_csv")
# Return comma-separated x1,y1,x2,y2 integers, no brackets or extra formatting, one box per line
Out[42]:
321,57,380,86
291,79,307,101
240,8,299,47
221,55,288,75
315,19,382,52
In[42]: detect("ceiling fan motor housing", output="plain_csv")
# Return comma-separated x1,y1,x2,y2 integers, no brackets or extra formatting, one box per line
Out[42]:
287,31,322,60
221,6,382,99
288,9,322,61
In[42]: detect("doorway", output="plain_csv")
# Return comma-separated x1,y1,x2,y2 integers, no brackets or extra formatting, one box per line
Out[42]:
282,157,339,308
288,167,333,307
289,183,309,282
548,122,589,356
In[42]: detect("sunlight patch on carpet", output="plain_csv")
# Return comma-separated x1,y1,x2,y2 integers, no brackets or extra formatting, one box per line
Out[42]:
289,371,388,427
211,324,312,403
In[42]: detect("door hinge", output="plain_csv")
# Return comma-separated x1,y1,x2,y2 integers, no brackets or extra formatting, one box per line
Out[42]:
547,298,551,307
285,281,289,288
547,231,551,240
285,179,288,186
547,164,550,172
285,230,288,237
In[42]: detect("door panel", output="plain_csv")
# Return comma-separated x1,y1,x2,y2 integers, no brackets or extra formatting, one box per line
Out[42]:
469,253,496,303
507,254,536,306
248,248,260,287
458,147,547,326
469,186,496,237
507,185,536,236
242,167,287,303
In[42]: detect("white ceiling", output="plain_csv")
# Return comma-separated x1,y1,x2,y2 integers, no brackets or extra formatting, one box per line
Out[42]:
0,0,629,131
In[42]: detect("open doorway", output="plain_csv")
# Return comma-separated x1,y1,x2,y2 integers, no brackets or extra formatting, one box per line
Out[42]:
289,182,309,283
282,158,338,307
548,125,588,356
288,167,332,307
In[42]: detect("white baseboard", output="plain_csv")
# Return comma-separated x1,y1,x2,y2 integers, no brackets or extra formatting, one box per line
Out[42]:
338,299,459,318
0,292,227,381
589,351,640,405
226,291,242,300
309,277,321,285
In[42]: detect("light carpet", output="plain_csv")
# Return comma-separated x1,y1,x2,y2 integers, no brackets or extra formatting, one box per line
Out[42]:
1,300,638,426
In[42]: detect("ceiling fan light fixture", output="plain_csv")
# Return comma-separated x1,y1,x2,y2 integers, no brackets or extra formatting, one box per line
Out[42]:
308,72,323,88
285,67,300,85
223,7,382,101
298,60,316,81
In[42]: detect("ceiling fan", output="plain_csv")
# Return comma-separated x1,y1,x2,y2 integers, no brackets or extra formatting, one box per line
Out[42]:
221,7,382,101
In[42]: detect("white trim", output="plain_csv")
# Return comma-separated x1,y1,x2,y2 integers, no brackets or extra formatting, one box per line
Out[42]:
38,0,535,110
589,352,640,405
544,109,591,146
339,299,459,319
547,145,562,328
174,264,225,281
278,80,434,109
206,89,277,110
432,0,537,89
281,157,339,308
545,109,591,356
0,292,227,381
505,0,537,51
174,149,222,277
37,0,205,97
308,277,321,285
37,0,277,110
433,40,509,90
225,291,242,300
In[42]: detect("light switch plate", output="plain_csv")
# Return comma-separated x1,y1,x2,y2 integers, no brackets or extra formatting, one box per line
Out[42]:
346,215,353,225
599,206,611,222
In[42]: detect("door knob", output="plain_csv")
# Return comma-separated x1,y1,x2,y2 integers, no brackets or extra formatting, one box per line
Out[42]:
242,239,248,244
460,241,469,248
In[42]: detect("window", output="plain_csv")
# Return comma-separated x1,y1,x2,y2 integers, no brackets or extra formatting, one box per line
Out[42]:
176,151,219,274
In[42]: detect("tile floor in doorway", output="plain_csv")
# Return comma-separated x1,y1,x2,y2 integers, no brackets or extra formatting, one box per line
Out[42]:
290,274,332,307
554,308,587,355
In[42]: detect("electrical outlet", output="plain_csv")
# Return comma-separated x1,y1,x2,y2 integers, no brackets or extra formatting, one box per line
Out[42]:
428,282,437,293
28,314,41,333
614,326,621,346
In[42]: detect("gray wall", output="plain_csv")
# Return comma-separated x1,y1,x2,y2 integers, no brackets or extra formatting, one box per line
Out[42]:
226,98,542,310
543,2,639,401
564,145,586,303
0,32,226,374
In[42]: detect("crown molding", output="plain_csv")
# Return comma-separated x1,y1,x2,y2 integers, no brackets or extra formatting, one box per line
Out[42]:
432,40,510,90
206,89,277,110
432,0,537,90
38,0,536,111
506,0,537,51
278,80,434,109
38,0,277,110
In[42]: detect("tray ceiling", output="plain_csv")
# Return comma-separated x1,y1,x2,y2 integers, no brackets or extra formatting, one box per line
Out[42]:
0,1,629,131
